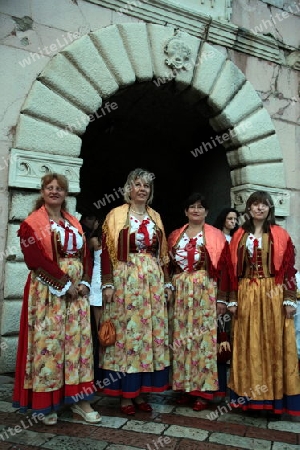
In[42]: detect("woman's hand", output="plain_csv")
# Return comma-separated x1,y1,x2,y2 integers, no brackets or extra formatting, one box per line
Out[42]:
78,284,89,297
164,287,173,303
228,306,237,318
66,284,78,301
284,305,296,319
103,287,115,303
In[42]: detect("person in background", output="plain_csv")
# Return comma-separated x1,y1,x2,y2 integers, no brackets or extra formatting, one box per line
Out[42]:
213,207,239,243
80,213,98,241
12,173,101,425
100,168,172,415
168,192,233,411
89,218,103,329
228,190,300,416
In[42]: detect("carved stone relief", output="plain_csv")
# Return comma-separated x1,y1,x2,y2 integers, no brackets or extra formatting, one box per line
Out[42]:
286,51,300,71
8,149,82,193
164,34,192,71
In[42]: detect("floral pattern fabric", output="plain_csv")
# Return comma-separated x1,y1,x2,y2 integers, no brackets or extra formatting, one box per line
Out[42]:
171,269,219,392
100,252,170,373
25,257,93,391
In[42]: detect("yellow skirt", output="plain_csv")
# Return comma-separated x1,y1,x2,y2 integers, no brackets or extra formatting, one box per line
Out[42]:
228,277,300,405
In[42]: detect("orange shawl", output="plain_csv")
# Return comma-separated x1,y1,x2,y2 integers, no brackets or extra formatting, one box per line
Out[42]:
168,223,226,270
24,205,83,259
230,225,292,285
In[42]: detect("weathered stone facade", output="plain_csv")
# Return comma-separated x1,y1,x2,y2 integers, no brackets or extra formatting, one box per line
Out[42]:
0,0,299,372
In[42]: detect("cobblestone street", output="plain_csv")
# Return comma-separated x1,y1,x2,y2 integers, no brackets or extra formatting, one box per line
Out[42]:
0,375,299,450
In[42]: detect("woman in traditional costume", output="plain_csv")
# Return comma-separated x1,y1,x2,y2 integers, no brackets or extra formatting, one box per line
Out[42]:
168,193,233,411
13,173,101,425
228,190,300,416
100,168,172,415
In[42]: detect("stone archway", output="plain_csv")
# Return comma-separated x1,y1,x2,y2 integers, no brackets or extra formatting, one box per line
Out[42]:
2,22,290,372
9,23,290,210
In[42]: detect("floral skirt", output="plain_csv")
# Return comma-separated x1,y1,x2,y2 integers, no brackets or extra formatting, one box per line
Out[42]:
170,269,225,398
98,253,170,396
13,258,95,414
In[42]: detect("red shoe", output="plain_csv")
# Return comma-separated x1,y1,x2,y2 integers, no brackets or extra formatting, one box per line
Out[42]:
192,398,208,411
134,401,153,412
120,404,135,415
176,393,191,405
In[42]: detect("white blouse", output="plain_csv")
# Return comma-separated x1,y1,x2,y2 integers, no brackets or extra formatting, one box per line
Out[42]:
129,215,155,250
175,231,204,272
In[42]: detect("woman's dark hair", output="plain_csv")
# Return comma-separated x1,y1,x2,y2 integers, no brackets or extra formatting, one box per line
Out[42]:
214,207,240,237
34,173,68,211
242,190,276,233
90,217,104,241
183,192,209,211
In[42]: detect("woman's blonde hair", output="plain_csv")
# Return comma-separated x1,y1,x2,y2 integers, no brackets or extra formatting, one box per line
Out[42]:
34,173,69,211
123,168,155,205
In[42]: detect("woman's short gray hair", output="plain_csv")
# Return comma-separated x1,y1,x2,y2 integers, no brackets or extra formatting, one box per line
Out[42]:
123,168,155,205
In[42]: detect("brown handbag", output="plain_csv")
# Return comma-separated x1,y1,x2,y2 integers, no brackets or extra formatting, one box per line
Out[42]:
98,303,116,347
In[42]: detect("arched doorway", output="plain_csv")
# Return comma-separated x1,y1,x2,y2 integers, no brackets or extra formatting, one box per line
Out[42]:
77,80,232,235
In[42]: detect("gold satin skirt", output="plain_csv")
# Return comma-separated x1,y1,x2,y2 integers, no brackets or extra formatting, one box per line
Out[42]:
228,277,300,402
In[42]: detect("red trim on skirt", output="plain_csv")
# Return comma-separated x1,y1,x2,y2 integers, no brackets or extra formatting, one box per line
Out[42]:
13,276,95,414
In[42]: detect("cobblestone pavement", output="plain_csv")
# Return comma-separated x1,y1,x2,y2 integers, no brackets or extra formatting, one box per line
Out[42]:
0,375,300,450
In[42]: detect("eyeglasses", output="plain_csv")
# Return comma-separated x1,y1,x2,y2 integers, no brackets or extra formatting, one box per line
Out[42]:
188,205,205,210
44,186,65,192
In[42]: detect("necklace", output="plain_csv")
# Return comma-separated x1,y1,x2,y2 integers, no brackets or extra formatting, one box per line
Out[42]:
130,208,146,216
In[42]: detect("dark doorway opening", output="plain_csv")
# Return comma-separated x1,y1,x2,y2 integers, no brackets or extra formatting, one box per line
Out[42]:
77,80,232,236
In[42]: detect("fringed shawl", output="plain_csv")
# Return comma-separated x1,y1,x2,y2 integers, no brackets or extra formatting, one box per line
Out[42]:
102,203,169,268
22,205,83,260
230,225,294,286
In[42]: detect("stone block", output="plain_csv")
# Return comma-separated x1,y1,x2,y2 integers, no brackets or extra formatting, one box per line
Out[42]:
210,81,263,130
0,336,18,373
223,108,276,148
274,120,300,190
0,0,31,17
78,0,111,31
39,53,101,114
22,81,89,134
91,25,136,87
5,224,22,262
0,140,10,190
208,59,246,113
192,42,227,99
31,0,84,31
15,115,82,156
264,96,300,125
227,134,282,168
0,45,48,138
0,13,16,41
62,34,119,98
0,190,9,290
1,300,22,335
8,149,82,192
118,23,153,82
230,162,286,188
10,192,39,221
4,261,29,299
